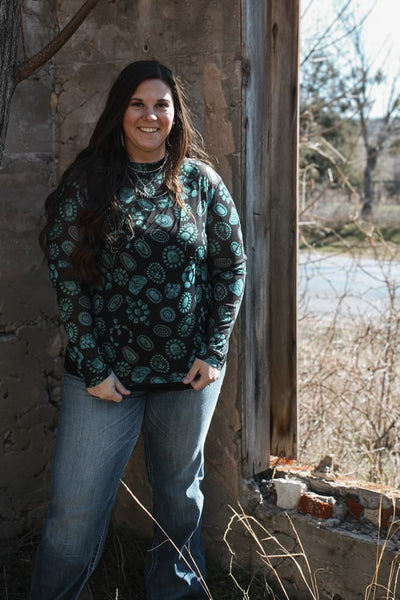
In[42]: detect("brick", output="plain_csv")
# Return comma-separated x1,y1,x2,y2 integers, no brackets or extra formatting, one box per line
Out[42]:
380,507,397,529
298,492,335,520
346,497,363,520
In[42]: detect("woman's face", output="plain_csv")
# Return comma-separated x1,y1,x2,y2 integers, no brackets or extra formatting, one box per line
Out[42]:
122,78,175,162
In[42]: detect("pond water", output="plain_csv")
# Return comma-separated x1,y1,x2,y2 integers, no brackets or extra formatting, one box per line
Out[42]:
298,251,400,319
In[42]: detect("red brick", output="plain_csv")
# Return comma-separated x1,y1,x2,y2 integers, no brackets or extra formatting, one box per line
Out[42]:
346,497,363,520
298,494,333,520
381,507,397,529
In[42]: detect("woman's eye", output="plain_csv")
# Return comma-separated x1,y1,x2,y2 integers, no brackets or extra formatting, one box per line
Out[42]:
129,101,171,110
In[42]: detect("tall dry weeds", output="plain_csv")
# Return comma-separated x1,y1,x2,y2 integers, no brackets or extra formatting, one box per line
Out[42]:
224,504,400,600
298,222,400,487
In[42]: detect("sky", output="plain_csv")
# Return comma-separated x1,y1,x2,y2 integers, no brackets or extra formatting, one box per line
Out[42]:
301,0,400,117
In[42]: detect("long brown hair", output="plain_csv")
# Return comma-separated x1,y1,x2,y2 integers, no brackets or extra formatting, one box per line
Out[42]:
40,60,209,284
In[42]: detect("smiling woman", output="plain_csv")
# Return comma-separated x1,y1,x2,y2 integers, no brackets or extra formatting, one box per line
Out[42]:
122,79,175,162
29,60,246,599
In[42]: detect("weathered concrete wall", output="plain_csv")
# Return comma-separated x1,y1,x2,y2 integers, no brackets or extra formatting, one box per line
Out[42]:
234,466,400,600
0,0,243,553
242,505,397,600
0,0,64,542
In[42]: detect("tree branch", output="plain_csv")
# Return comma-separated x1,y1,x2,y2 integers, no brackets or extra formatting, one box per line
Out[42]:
13,0,100,85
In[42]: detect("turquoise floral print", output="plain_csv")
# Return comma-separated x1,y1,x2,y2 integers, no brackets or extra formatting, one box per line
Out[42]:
46,159,246,388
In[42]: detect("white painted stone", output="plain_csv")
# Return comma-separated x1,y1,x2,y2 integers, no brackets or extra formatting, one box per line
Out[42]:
274,478,307,510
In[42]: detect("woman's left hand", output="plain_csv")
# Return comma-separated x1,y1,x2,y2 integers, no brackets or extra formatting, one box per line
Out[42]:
182,358,220,391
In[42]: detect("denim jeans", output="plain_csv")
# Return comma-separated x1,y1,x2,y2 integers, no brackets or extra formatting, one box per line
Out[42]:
29,368,225,599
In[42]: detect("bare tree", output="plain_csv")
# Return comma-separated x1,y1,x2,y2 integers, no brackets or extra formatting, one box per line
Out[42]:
301,0,400,216
0,0,100,164
0,0,19,163
338,10,400,216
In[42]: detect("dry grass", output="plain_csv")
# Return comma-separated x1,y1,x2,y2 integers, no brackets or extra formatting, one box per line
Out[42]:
298,214,400,487
0,528,255,600
1,483,265,600
224,506,318,600
224,504,400,600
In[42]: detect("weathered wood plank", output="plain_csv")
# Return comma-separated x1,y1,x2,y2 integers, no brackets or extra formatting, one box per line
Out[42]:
241,0,299,476
241,0,270,476
267,0,298,458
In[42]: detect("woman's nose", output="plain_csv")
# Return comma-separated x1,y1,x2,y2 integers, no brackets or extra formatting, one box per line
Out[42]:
143,106,157,120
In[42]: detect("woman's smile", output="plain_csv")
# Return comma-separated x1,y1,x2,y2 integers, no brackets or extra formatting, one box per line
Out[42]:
122,79,175,162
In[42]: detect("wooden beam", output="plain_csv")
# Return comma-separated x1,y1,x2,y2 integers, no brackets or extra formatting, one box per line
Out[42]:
240,0,299,476
267,0,298,458
241,0,270,476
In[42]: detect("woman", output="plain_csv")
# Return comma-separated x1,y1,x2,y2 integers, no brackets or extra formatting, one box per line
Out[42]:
30,60,246,599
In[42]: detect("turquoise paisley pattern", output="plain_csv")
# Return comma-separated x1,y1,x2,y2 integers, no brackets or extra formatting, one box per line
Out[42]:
47,159,246,388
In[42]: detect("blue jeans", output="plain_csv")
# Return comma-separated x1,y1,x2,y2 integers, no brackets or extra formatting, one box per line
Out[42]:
30,368,225,599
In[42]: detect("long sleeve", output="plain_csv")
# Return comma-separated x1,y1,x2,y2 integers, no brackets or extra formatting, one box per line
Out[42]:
202,179,246,368
46,179,112,387
44,159,245,390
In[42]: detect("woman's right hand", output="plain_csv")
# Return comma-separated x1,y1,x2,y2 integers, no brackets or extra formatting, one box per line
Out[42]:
87,372,131,403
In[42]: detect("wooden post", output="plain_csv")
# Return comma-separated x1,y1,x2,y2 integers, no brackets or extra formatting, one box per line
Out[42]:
267,0,299,458
241,0,299,476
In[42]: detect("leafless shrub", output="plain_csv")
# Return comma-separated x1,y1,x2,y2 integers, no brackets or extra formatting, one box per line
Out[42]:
224,504,400,600
298,222,400,487
224,506,319,599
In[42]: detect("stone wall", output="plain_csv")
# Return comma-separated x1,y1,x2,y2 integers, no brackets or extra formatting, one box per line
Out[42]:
0,0,63,542
0,0,244,554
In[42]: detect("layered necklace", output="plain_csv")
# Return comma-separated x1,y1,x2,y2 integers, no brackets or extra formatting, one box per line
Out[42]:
128,157,168,200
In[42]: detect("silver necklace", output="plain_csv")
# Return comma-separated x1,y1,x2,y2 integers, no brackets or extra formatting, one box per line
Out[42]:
128,160,168,199
129,157,167,174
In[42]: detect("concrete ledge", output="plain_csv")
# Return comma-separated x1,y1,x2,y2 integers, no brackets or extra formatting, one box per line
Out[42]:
265,458,400,532
226,460,400,600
